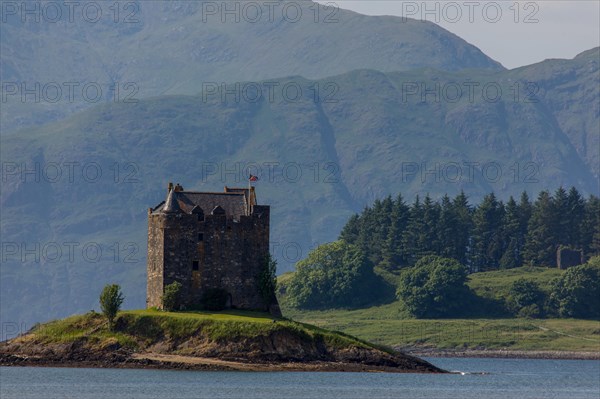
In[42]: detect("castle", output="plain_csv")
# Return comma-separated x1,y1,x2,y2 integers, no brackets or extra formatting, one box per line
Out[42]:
146,182,280,315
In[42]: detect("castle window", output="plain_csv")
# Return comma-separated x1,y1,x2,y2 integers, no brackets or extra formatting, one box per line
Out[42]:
198,233,204,242
191,206,204,221
192,260,199,271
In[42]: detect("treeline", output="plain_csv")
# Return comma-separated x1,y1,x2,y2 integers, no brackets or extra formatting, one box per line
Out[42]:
339,187,600,272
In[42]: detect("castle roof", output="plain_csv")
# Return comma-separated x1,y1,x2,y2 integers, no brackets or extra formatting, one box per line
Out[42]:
154,185,256,218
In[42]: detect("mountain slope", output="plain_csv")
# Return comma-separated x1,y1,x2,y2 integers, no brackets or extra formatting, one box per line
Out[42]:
1,52,597,327
506,48,600,179
0,0,502,133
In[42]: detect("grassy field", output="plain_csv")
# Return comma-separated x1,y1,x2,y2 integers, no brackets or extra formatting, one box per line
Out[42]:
280,266,600,352
282,306,600,352
468,266,563,300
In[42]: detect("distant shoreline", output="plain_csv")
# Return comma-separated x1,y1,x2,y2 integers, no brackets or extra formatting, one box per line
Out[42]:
400,348,600,360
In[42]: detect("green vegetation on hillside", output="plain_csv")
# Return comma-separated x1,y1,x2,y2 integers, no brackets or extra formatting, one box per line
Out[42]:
282,266,599,350
280,263,600,351
282,186,599,320
28,309,388,354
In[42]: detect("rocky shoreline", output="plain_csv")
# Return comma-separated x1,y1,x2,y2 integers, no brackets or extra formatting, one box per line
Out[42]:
0,352,443,373
400,347,600,360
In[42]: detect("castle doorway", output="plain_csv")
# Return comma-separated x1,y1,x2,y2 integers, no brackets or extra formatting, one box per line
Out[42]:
225,293,233,309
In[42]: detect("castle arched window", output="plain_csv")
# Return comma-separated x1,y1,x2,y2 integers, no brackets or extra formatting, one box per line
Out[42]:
191,206,204,221
192,260,199,271
211,206,226,215
198,233,204,242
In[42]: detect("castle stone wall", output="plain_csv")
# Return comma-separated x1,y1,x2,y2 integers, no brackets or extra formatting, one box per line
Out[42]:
146,202,271,311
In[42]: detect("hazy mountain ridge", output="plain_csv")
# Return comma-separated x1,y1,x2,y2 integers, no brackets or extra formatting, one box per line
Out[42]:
1,49,598,327
0,0,503,133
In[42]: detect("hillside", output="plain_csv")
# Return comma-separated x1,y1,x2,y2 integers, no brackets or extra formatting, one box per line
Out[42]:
0,310,443,373
0,0,501,133
281,267,600,354
2,50,599,327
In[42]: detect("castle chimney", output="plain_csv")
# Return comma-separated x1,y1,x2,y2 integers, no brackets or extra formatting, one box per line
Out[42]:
168,182,173,193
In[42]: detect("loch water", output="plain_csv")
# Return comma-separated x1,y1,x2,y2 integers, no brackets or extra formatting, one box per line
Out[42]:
1,357,599,399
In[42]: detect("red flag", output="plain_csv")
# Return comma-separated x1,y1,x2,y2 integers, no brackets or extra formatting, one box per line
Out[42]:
249,174,258,182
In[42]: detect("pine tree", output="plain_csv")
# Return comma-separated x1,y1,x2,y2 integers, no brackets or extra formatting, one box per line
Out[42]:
553,187,570,247
518,191,533,241
438,194,456,260
499,196,523,269
565,187,585,248
402,195,425,265
381,194,410,270
339,214,361,244
470,193,504,271
451,191,472,265
582,195,600,256
523,191,558,266
421,194,441,256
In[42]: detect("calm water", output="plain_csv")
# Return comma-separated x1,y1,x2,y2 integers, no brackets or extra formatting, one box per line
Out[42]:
1,358,599,399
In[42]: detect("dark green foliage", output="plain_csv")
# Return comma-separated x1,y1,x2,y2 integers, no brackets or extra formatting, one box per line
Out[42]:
201,288,230,311
162,281,182,312
449,191,473,265
469,193,505,272
396,256,471,318
99,284,124,330
286,241,388,309
549,258,600,319
506,279,545,318
258,254,278,306
401,195,426,266
522,190,556,266
582,196,600,256
381,194,410,270
338,187,596,273
499,197,524,269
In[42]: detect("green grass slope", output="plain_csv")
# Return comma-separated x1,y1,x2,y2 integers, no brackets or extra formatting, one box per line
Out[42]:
281,267,600,352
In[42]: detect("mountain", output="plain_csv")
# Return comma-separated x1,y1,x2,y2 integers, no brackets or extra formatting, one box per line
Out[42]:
506,48,600,180
1,48,598,327
0,0,503,133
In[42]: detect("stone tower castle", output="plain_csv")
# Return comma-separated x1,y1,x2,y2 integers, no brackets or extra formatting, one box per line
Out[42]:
146,182,279,314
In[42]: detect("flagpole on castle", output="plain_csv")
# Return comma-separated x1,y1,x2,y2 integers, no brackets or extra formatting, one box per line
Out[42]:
247,175,258,215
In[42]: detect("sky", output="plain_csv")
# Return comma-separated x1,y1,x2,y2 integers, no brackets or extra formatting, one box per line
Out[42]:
317,1,600,69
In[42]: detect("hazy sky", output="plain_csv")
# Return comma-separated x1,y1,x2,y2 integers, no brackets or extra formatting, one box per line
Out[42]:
317,1,600,69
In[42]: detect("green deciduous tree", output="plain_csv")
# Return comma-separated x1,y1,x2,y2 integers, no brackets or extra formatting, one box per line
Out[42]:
286,241,385,309
506,279,545,318
99,284,124,330
549,258,600,319
258,253,278,306
162,281,182,311
396,256,471,318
